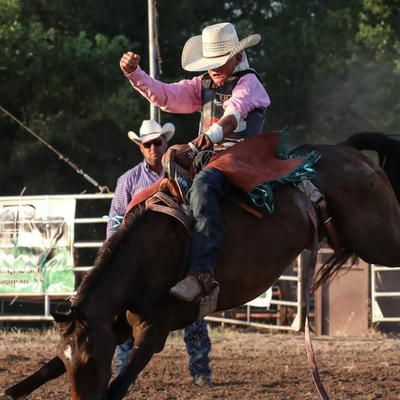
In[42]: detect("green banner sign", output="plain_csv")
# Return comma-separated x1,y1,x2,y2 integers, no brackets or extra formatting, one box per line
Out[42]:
0,199,76,294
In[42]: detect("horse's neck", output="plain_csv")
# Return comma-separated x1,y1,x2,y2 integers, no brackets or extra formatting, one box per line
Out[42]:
76,256,136,320
78,278,128,321
78,213,190,320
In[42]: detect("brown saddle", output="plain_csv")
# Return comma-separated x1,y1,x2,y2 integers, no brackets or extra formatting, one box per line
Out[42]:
124,132,303,216
145,190,192,236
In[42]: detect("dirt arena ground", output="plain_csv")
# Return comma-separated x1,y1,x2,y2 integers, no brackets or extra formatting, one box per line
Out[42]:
1,328,400,400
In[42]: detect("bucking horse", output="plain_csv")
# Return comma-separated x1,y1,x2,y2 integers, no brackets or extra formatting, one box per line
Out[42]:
3,132,400,400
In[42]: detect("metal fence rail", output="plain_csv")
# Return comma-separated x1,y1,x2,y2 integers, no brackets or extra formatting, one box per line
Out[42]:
206,255,304,331
0,193,303,331
371,264,400,323
0,193,112,322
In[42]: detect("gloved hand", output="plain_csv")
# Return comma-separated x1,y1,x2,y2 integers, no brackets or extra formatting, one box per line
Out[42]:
165,134,214,170
174,145,195,169
191,133,213,151
162,147,193,175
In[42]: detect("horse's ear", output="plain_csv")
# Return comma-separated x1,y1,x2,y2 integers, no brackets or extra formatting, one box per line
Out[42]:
51,310,72,324
71,305,86,325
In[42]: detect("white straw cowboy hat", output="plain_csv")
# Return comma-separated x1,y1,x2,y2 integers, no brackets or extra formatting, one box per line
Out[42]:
128,119,175,145
181,22,261,72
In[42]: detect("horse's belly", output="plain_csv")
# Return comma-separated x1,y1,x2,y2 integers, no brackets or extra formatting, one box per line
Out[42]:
216,186,311,310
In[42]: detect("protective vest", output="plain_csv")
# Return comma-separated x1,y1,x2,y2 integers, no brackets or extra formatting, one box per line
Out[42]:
199,69,266,140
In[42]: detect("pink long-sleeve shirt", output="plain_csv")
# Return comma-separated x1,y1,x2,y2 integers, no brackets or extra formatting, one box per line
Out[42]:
125,66,270,120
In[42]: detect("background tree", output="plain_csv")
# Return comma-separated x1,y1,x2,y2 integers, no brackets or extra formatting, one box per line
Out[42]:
1,0,399,196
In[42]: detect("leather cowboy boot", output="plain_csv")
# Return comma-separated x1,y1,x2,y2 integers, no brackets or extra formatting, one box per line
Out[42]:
169,271,216,302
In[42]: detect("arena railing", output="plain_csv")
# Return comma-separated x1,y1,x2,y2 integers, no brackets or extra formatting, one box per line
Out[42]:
371,264,400,323
0,193,304,331
0,193,113,323
205,254,304,331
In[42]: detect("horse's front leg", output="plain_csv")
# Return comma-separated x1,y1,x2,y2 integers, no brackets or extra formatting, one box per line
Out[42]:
2,356,66,399
106,311,170,400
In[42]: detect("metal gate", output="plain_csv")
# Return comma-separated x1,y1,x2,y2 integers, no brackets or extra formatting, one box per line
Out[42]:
371,264,400,324
205,255,304,331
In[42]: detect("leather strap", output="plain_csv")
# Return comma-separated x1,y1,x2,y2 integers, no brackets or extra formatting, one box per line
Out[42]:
223,194,263,219
305,316,329,400
315,197,343,261
150,190,180,208
159,178,184,203
301,197,330,400
296,180,342,262
145,192,192,236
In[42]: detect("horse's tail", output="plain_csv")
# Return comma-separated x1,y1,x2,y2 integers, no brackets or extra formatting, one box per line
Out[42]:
341,132,400,204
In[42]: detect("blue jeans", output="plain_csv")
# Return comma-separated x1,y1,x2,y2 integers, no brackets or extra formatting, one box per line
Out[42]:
116,336,135,375
116,320,212,379
187,168,229,272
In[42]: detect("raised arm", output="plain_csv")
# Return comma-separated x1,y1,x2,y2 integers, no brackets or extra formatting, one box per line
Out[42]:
120,51,141,74
120,51,203,114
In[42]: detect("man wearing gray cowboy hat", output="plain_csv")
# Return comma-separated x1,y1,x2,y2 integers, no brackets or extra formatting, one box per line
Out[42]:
120,22,270,301
106,119,213,386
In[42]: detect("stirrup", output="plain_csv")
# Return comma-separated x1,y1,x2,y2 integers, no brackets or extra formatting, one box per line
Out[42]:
169,275,202,302
169,271,216,302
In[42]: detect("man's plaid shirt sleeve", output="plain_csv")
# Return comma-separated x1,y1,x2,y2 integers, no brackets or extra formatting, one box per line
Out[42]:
106,174,132,238
106,161,163,239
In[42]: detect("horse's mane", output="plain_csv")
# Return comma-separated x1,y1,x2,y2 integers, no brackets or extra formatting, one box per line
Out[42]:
57,314,89,338
75,204,148,303
56,205,150,337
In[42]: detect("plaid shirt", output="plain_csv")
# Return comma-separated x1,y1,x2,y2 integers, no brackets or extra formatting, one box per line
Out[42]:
106,160,163,238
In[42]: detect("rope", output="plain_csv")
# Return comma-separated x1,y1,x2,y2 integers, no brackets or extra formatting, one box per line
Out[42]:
249,151,321,213
102,215,124,230
0,105,110,193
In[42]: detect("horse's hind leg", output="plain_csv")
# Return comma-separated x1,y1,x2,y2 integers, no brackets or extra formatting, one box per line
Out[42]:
106,312,170,400
333,170,400,266
3,357,65,399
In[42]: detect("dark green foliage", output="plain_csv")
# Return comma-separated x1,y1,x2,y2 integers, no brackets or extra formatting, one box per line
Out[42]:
1,0,399,195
